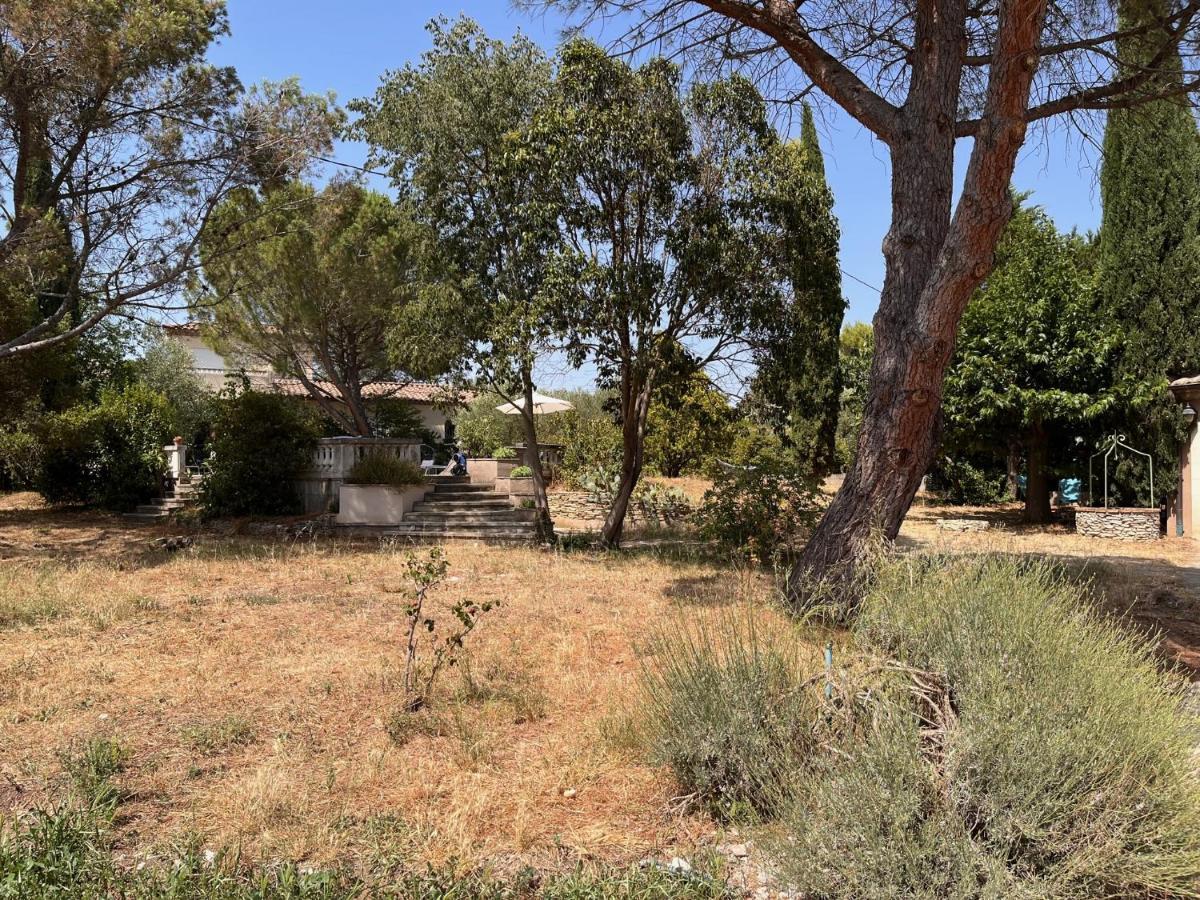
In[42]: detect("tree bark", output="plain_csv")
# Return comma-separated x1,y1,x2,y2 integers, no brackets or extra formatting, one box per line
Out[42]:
600,374,653,548
518,370,555,543
1006,439,1021,500
786,0,1049,605
1024,421,1052,523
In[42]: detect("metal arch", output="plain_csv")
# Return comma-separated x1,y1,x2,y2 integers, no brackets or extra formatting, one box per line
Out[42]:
1087,433,1154,508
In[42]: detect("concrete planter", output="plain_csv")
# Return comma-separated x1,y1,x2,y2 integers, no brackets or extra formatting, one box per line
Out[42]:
468,458,517,486
337,483,430,525
496,476,535,507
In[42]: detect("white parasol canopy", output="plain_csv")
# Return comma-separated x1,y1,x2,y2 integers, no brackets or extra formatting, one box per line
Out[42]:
495,392,575,415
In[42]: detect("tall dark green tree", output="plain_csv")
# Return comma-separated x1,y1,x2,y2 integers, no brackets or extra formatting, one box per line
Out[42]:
943,203,1115,522
1099,0,1200,487
748,103,845,476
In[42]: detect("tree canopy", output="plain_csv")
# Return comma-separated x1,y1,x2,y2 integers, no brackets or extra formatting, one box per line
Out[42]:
196,179,446,437
0,1,339,362
942,202,1115,521
351,17,565,539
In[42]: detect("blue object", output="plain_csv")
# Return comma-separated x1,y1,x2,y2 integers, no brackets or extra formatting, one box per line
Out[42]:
1057,478,1081,504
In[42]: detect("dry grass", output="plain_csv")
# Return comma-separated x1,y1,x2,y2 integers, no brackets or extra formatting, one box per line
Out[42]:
0,496,776,875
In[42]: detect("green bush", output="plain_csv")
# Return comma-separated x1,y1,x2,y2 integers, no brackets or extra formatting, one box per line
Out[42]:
636,612,820,821
0,425,40,490
201,388,320,517
509,465,533,478
456,394,521,457
492,445,517,460
34,384,172,510
371,398,426,439
345,454,425,487
770,554,1200,898
694,464,820,562
927,455,1008,505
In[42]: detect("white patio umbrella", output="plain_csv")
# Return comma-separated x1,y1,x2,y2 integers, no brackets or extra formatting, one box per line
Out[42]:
495,392,575,415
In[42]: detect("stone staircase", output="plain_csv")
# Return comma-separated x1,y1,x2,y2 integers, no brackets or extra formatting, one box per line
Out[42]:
124,477,202,522
383,477,537,541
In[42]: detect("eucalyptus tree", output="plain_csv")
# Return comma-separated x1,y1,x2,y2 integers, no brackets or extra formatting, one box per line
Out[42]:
539,40,815,547
0,1,339,362
196,179,445,437
537,0,1200,600
351,18,565,540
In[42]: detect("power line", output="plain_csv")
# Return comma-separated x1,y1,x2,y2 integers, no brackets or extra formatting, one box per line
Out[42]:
841,267,882,294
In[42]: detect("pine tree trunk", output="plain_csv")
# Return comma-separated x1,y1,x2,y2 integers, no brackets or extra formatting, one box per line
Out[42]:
600,376,652,548
1024,421,1052,523
785,0,1045,605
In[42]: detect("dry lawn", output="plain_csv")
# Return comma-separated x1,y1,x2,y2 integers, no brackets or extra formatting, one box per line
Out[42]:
0,493,783,876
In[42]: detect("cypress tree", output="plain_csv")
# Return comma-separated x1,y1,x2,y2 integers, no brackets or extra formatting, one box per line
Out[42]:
1099,0,1200,493
749,102,846,476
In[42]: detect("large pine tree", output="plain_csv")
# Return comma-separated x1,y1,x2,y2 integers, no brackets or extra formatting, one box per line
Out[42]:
1099,0,1200,493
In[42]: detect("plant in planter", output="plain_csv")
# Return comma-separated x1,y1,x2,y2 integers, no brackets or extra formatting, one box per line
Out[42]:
338,454,429,525
493,446,517,460
509,465,533,478
346,454,424,487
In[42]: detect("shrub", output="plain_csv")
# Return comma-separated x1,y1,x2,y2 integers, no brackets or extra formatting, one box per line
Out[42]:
346,454,424,487
201,387,320,517
492,445,517,460
370,398,426,438
0,425,40,490
34,384,172,510
770,554,1200,898
694,464,820,562
509,465,533,478
636,611,821,821
455,394,521,457
927,455,1008,505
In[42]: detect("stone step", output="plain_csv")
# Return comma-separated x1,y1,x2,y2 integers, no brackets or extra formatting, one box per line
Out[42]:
382,525,536,542
414,498,515,511
432,483,499,495
406,509,537,524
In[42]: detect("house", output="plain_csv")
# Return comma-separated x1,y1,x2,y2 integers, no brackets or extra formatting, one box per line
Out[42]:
1170,375,1200,536
161,323,462,439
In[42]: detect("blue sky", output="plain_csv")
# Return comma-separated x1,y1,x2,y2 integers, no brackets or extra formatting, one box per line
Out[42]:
210,0,1105,332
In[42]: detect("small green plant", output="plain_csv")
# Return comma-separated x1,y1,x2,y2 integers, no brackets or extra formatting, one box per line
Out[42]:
182,715,256,754
509,465,533,478
492,446,517,460
398,547,500,712
59,737,127,812
345,453,425,487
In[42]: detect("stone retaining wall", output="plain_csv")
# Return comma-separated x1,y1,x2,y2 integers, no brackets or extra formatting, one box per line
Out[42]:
1075,507,1161,541
549,491,690,526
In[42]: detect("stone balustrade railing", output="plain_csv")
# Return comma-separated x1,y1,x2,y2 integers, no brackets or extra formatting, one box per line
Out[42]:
299,437,422,512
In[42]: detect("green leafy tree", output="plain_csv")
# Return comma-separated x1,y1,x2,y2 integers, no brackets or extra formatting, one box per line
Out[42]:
0,3,339,362
745,104,846,476
1098,0,1200,493
645,372,734,477
942,203,1116,522
541,41,805,547
196,178,445,436
352,18,565,540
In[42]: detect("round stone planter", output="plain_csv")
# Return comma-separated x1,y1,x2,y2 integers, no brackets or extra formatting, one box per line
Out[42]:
1075,506,1161,541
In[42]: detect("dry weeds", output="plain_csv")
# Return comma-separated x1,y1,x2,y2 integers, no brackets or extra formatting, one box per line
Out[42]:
0,497,775,874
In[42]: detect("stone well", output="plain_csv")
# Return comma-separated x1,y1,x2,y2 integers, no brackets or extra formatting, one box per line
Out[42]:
1075,507,1161,541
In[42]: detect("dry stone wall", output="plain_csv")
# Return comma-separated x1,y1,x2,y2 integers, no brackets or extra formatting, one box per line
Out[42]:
1075,507,1161,541
549,491,690,526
